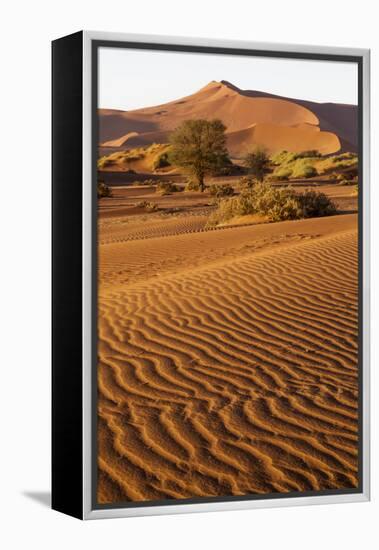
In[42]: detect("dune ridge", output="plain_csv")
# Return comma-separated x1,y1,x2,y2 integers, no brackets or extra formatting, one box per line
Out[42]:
97,220,358,503
99,80,357,156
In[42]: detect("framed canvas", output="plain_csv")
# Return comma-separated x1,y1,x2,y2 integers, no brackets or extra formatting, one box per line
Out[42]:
52,31,370,520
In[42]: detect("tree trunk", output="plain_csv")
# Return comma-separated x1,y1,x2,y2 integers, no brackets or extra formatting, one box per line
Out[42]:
198,174,205,192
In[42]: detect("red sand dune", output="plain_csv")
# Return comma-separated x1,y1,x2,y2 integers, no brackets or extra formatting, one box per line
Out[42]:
99,80,357,155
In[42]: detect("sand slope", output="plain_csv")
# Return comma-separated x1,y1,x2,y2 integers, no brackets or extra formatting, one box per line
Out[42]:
99,80,357,156
97,214,358,503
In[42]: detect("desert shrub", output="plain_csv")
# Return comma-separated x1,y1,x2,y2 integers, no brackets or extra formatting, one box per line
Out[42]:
125,152,145,162
271,166,293,181
207,183,301,226
156,181,180,195
337,178,357,186
208,155,236,177
295,150,321,159
185,178,201,191
299,190,337,217
97,181,112,199
332,152,357,163
244,147,271,181
238,176,257,189
136,201,158,212
206,182,336,226
344,166,359,179
97,157,116,169
153,152,171,170
328,172,344,181
271,149,320,166
331,158,358,172
291,159,318,179
271,150,297,166
208,183,235,198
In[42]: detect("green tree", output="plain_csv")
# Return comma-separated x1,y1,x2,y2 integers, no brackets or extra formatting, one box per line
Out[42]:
244,147,271,182
170,119,229,192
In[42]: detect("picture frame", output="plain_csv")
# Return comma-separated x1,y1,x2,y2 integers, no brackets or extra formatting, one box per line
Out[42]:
52,30,370,520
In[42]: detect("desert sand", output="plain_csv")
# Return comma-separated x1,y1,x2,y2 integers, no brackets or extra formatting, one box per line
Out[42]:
99,80,358,156
97,184,358,503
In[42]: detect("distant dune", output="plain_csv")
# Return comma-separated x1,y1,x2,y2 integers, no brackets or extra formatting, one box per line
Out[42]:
99,80,358,156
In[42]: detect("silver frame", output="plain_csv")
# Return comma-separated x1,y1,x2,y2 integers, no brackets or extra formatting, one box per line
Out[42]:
82,31,370,520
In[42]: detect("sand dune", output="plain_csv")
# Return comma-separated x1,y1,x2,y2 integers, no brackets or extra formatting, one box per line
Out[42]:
97,213,358,503
227,123,341,157
99,80,357,156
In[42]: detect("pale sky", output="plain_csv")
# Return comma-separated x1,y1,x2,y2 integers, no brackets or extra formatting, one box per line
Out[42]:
98,47,358,111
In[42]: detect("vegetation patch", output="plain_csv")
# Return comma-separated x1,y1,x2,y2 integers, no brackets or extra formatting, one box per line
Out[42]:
185,178,201,192
291,159,318,179
136,201,158,212
268,167,293,181
243,147,271,181
170,119,230,192
209,183,235,198
97,181,112,199
97,144,171,171
337,178,358,186
156,181,181,195
206,182,336,227
270,149,358,179
237,176,257,189
153,151,171,170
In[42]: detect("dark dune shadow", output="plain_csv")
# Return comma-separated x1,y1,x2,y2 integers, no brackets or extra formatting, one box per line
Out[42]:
23,491,51,508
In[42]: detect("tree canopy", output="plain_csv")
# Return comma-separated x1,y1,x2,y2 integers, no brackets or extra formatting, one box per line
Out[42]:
244,147,271,182
170,119,229,191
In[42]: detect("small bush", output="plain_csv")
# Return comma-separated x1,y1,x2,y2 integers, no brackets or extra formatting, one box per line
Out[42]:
344,166,359,179
156,181,180,195
97,181,112,199
337,178,358,186
97,157,116,169
206,182,336,227
153,152,171,170
185,179,201,191
209,155,235,177
332,152,357,163
270,167,293,181
328,172,344,181
300,190,337,217
295,150,321,159
244,147,271,181
209,183,234,198
271,150,297,166
271,150,320,166
238,176,257,189
136,201,158,212
291,160,318,179
125,152,145,162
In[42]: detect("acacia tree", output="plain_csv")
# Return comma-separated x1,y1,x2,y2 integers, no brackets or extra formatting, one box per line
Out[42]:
244,147,271,182
170,119,229,191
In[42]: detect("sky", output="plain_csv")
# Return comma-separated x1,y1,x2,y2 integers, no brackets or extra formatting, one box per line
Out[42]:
98,47,358,111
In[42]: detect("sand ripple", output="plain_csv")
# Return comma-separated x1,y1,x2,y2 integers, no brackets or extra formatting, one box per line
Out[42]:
97,228,358,503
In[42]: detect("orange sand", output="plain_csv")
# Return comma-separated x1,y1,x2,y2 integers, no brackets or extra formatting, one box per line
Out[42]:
97,184,358,503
